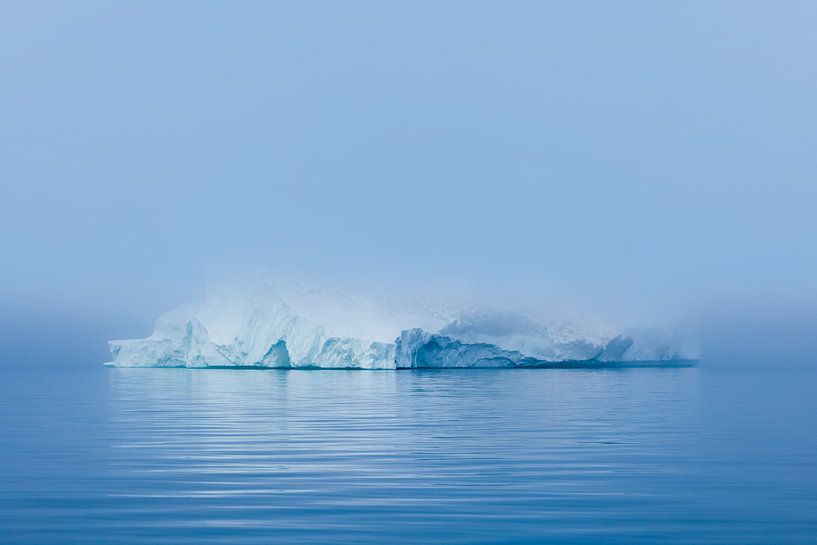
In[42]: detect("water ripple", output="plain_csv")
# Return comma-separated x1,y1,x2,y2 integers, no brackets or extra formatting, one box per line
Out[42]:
0,366,815,544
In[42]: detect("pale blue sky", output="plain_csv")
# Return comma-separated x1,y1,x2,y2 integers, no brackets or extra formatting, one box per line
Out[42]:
1,1,816,363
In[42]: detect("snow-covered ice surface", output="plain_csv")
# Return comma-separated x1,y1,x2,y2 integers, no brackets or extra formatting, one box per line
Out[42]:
107,280,698,369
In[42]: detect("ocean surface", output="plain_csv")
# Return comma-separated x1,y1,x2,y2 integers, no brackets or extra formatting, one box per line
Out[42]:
1,364,815,544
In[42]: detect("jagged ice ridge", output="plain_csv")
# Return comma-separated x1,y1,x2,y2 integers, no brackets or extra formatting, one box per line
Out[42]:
107,282,697,369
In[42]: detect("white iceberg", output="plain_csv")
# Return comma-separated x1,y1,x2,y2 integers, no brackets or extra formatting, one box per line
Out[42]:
107,280,697,369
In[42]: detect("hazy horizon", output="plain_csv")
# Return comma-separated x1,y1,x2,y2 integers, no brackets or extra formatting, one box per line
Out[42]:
2,1,816,368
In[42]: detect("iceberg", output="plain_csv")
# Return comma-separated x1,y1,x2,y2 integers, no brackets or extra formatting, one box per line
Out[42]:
107,280,697,369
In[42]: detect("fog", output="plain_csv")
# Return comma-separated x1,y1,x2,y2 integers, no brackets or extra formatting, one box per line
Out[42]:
2,1,816,367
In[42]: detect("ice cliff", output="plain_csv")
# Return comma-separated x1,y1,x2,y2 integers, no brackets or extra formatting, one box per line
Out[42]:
107,281,697,369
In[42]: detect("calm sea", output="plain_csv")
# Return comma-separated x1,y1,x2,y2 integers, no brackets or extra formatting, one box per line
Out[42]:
1,365,815,544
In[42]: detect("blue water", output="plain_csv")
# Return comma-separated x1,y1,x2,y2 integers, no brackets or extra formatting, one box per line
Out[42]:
1,365,815,544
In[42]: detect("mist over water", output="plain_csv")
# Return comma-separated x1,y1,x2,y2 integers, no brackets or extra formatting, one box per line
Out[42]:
1,1,816,359
1,1,816,543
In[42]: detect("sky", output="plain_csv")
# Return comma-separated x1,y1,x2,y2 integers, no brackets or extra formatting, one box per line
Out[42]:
1,1,816,366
